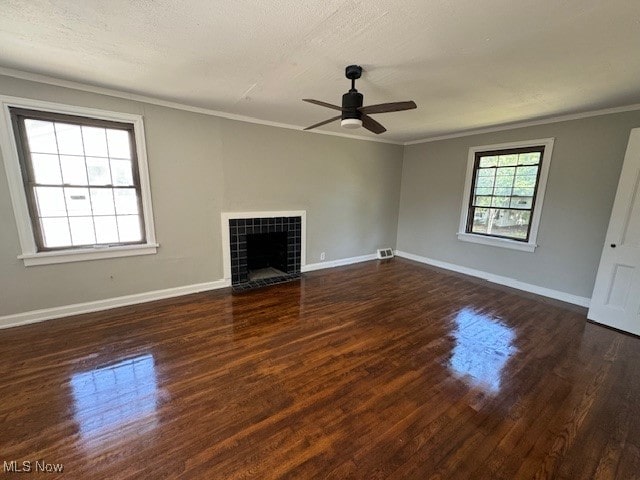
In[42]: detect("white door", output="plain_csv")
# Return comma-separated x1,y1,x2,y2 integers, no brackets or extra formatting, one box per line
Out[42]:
588,128,640,335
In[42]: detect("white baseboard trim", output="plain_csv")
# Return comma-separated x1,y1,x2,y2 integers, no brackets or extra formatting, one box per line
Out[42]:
0,251,590,329
302,253,378,272
395,250,591,308
0,253,380,330
0,279,231,330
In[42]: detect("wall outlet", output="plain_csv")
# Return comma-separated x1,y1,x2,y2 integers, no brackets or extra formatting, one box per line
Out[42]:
320,252,326,261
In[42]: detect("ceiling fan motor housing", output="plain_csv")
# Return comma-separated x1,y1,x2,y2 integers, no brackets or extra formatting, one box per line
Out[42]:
342,91,363,120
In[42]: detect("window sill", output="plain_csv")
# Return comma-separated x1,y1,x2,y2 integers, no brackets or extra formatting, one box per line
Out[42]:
18,243,159,266
456,233,536,252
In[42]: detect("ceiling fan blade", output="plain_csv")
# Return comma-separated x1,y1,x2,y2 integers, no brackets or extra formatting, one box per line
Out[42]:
361,114,387,134
359,101,417,115
303,99,344,111
304,115,342,131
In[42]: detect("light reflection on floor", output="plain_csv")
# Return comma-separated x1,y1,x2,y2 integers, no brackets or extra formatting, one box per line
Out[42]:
449,308,517,392
70,353,158,445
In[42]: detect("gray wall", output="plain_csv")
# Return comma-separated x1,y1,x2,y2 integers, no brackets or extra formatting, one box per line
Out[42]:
397,111,640,299
3,71,639,317
0,75,403,316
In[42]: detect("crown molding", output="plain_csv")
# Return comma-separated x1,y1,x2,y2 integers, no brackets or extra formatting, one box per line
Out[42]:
3,66,639,148
0,66,403,145
403,103,640,145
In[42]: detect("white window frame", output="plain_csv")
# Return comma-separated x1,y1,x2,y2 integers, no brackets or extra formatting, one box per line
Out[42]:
0,95,158,266
457,138,554,252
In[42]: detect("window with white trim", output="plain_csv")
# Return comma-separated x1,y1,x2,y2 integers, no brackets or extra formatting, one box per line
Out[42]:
457,138,554,252
0,97,157,266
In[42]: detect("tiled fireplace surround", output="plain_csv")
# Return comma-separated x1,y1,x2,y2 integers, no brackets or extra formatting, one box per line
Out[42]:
224,212,305,290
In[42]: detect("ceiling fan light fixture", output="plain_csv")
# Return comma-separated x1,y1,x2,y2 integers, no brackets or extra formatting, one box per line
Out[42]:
341,118,362,129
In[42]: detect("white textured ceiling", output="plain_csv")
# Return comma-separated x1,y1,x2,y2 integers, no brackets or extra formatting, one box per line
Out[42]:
1,0,639,143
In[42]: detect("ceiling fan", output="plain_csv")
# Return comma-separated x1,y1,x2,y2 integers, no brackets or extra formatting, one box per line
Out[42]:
303,65,417,134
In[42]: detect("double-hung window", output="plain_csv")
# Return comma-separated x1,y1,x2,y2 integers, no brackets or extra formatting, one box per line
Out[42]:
458,138,554,252
0,97,157,265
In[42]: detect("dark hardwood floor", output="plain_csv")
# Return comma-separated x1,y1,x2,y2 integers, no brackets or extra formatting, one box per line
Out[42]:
1,258,639,479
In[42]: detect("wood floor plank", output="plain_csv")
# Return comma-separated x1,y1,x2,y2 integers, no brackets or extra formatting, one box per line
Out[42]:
1,258,639,479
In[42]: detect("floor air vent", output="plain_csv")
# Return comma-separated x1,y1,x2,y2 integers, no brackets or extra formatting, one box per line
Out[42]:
377,248,394,260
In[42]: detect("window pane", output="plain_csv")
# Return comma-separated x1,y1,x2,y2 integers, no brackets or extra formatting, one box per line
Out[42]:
516,165,538,176
498,155,518,167
94,216,119,244
114,188,139,214
35,186,67,217
514,174,537,188
494,187,512,196
60,155,88,185
470,208,531,240
90,188,115,215
110,159,134,186
107,129,131,159
510,197,533,209
24,119,57,154
117,215,142,242
518,152,541,165
81,126,108,157
513,187,535,197
491,196,510,207
86,157,111,185
475,176,494,188
31,154,62,184
471,207,489,230
55,123,84,155
496,166,515,176
477,168,495,177
479,156,497,167
495,175,513,188
473,196,492,206
64,187,92,216
69,216,96,245
41,217,71,247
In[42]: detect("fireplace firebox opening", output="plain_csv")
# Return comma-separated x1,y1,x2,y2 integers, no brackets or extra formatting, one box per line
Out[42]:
247,232,288,281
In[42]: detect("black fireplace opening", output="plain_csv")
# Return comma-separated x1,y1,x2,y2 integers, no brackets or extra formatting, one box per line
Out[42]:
247,232,288,280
